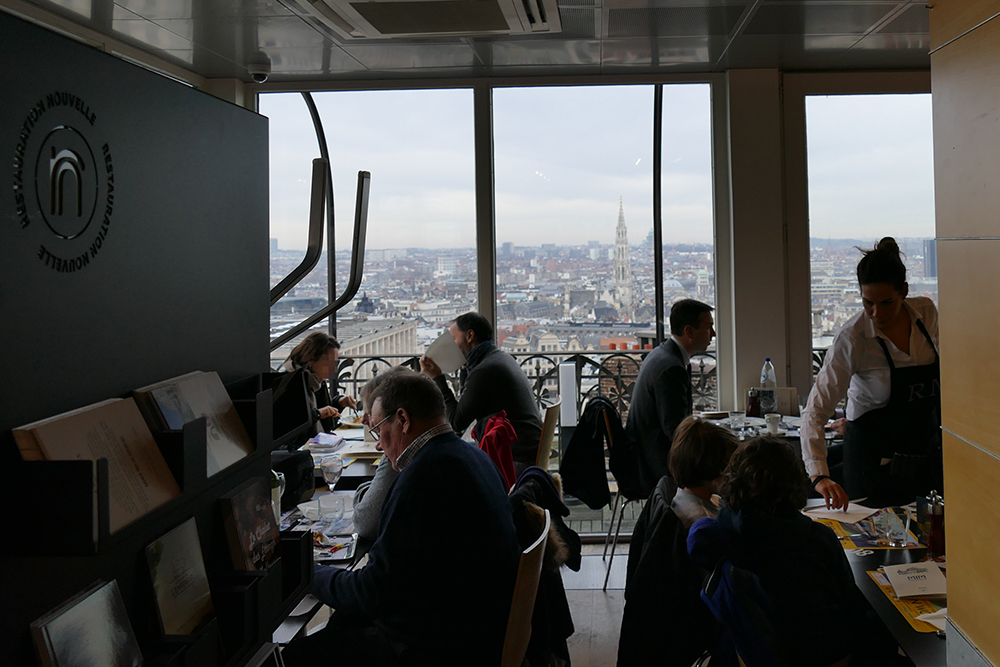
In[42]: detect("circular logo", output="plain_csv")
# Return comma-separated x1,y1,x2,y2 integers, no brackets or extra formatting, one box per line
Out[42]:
12,92,113,273
34,125,98,240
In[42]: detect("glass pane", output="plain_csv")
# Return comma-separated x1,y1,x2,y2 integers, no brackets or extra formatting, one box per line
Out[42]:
260,90,476,395
662,83,716,410
806,94,936,363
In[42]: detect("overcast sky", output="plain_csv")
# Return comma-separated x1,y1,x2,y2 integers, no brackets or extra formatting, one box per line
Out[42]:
259,88,933,252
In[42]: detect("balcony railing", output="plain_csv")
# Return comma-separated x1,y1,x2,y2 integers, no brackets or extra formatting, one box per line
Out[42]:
327,349,719,416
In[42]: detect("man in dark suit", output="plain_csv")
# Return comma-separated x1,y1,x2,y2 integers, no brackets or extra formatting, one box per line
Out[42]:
284,370,520,666
626,299,715,497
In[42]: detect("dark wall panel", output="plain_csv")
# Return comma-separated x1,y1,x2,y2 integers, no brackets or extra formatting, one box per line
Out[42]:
0,12,269,433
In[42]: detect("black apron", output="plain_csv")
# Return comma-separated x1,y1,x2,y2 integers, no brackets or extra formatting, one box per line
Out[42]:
842,320,943,507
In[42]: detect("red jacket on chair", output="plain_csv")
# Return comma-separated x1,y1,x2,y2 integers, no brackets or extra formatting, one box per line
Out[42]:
474,411,518,488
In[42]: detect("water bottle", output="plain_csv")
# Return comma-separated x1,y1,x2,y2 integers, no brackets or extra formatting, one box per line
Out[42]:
760,358,776,388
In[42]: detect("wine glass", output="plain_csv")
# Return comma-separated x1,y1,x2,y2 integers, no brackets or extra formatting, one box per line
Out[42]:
320,454,343,491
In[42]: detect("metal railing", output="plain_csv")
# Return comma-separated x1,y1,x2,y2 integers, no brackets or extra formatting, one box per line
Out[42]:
324,349,719,415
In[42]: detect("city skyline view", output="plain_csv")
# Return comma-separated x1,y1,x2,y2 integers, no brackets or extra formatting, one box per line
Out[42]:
261,90,933,253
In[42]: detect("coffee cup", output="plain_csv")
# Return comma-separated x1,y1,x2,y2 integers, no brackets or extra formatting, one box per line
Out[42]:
765,413,781,434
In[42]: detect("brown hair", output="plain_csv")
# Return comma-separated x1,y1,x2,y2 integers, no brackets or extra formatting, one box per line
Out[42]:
289,331,341,368
669,416,740,488
722,435,808,515
359,366,406,411
856,237,907,293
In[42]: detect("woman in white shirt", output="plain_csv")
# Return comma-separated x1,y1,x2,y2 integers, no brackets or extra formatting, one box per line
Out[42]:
800,238,942,509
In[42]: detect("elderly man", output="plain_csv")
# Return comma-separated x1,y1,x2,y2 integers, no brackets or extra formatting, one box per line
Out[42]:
420,311,542,473
282,369,520,667
626,298,715,497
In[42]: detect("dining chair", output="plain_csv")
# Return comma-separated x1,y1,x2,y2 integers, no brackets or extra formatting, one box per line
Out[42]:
501,508,551,667
602,409,640,591
534,399,562,470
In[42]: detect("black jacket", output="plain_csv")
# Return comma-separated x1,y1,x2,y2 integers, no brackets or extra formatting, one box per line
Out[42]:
560,396,624,509
509,467,581,666
618,476,721,667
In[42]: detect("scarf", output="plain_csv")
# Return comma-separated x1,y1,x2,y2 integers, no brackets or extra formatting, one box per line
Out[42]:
465,339,494,373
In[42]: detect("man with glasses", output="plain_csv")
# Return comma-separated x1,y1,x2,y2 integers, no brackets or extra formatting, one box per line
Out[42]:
283,369,520,667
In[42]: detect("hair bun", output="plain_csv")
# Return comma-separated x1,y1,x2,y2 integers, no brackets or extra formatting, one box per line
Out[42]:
876,237,899,252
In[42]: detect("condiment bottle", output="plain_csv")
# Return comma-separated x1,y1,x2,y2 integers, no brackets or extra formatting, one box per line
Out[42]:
746,388,760,418
927,490,945,557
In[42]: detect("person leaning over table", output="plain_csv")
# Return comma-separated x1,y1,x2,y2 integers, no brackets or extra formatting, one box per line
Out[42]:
283,331,357,434
800,237,942,510
351,368,403,540
419,311,542,475
281,369,520,667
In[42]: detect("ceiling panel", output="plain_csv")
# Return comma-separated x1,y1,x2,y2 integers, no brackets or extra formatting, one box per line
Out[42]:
489,37,602,67
876,3,929,34
341,41,478,69
8,0,932,80
744,4,898,35
268,45,367,75
602,36,721,68
607,5,747,38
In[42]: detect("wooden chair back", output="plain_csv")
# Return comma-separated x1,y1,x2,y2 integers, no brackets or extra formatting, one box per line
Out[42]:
501,509,551,667
534,399,562,469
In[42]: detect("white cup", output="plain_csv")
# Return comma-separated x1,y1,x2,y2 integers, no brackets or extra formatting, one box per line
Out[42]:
765,413,781,435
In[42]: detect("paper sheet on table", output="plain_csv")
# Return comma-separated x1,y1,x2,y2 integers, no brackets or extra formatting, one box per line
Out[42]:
803,502,878,523
916,608,948,631
425,331,466,374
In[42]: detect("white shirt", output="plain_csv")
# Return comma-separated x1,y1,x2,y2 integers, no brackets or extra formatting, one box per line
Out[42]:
800,297,939,478
672,335,691,366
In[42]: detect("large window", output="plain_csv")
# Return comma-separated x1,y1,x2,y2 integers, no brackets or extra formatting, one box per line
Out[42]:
806,94,936,351
261,90,476,373
493,84,716,407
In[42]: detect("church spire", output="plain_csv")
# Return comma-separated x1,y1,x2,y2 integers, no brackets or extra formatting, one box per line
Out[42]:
613,196,634,319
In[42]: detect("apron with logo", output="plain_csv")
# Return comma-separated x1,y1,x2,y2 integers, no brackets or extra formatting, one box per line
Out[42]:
842,320,943,507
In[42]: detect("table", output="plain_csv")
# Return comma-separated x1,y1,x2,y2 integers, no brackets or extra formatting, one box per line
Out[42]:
846,547,946,667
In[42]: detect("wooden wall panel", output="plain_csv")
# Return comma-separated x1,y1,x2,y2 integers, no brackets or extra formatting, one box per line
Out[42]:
929,0,1000,50
938,240,1000,457
931,14,1000,239
942,431,1000,663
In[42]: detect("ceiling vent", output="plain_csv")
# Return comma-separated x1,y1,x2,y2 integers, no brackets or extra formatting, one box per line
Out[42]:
293,0,561,39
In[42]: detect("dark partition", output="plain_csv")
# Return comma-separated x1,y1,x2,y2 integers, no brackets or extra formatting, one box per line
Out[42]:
0,11,269,434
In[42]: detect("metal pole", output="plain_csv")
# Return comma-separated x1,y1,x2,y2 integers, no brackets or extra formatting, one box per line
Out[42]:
653,84,665,345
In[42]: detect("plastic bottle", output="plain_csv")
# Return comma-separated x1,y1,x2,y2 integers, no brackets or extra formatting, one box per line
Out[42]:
760,358,777,388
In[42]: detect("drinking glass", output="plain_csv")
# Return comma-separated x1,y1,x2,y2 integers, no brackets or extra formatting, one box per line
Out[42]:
318,494,345,533
729,411,746,433
320,454,344,491
876,507,911,547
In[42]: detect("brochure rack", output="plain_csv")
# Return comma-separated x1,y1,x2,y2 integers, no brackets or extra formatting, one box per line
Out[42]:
2,376,313,667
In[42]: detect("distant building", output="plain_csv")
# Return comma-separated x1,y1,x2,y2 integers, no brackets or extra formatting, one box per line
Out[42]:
924,239,938,277
501,241,514,258
437,256,458,274
613,197,635,319
270,238,279,252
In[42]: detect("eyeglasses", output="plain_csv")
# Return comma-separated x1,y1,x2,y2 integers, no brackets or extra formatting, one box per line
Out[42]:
369,413,393,440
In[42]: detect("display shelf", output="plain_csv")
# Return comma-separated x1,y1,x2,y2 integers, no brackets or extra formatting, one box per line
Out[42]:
2,382,314,667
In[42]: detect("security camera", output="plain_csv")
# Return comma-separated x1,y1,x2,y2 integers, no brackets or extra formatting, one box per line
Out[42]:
248,54,271,84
